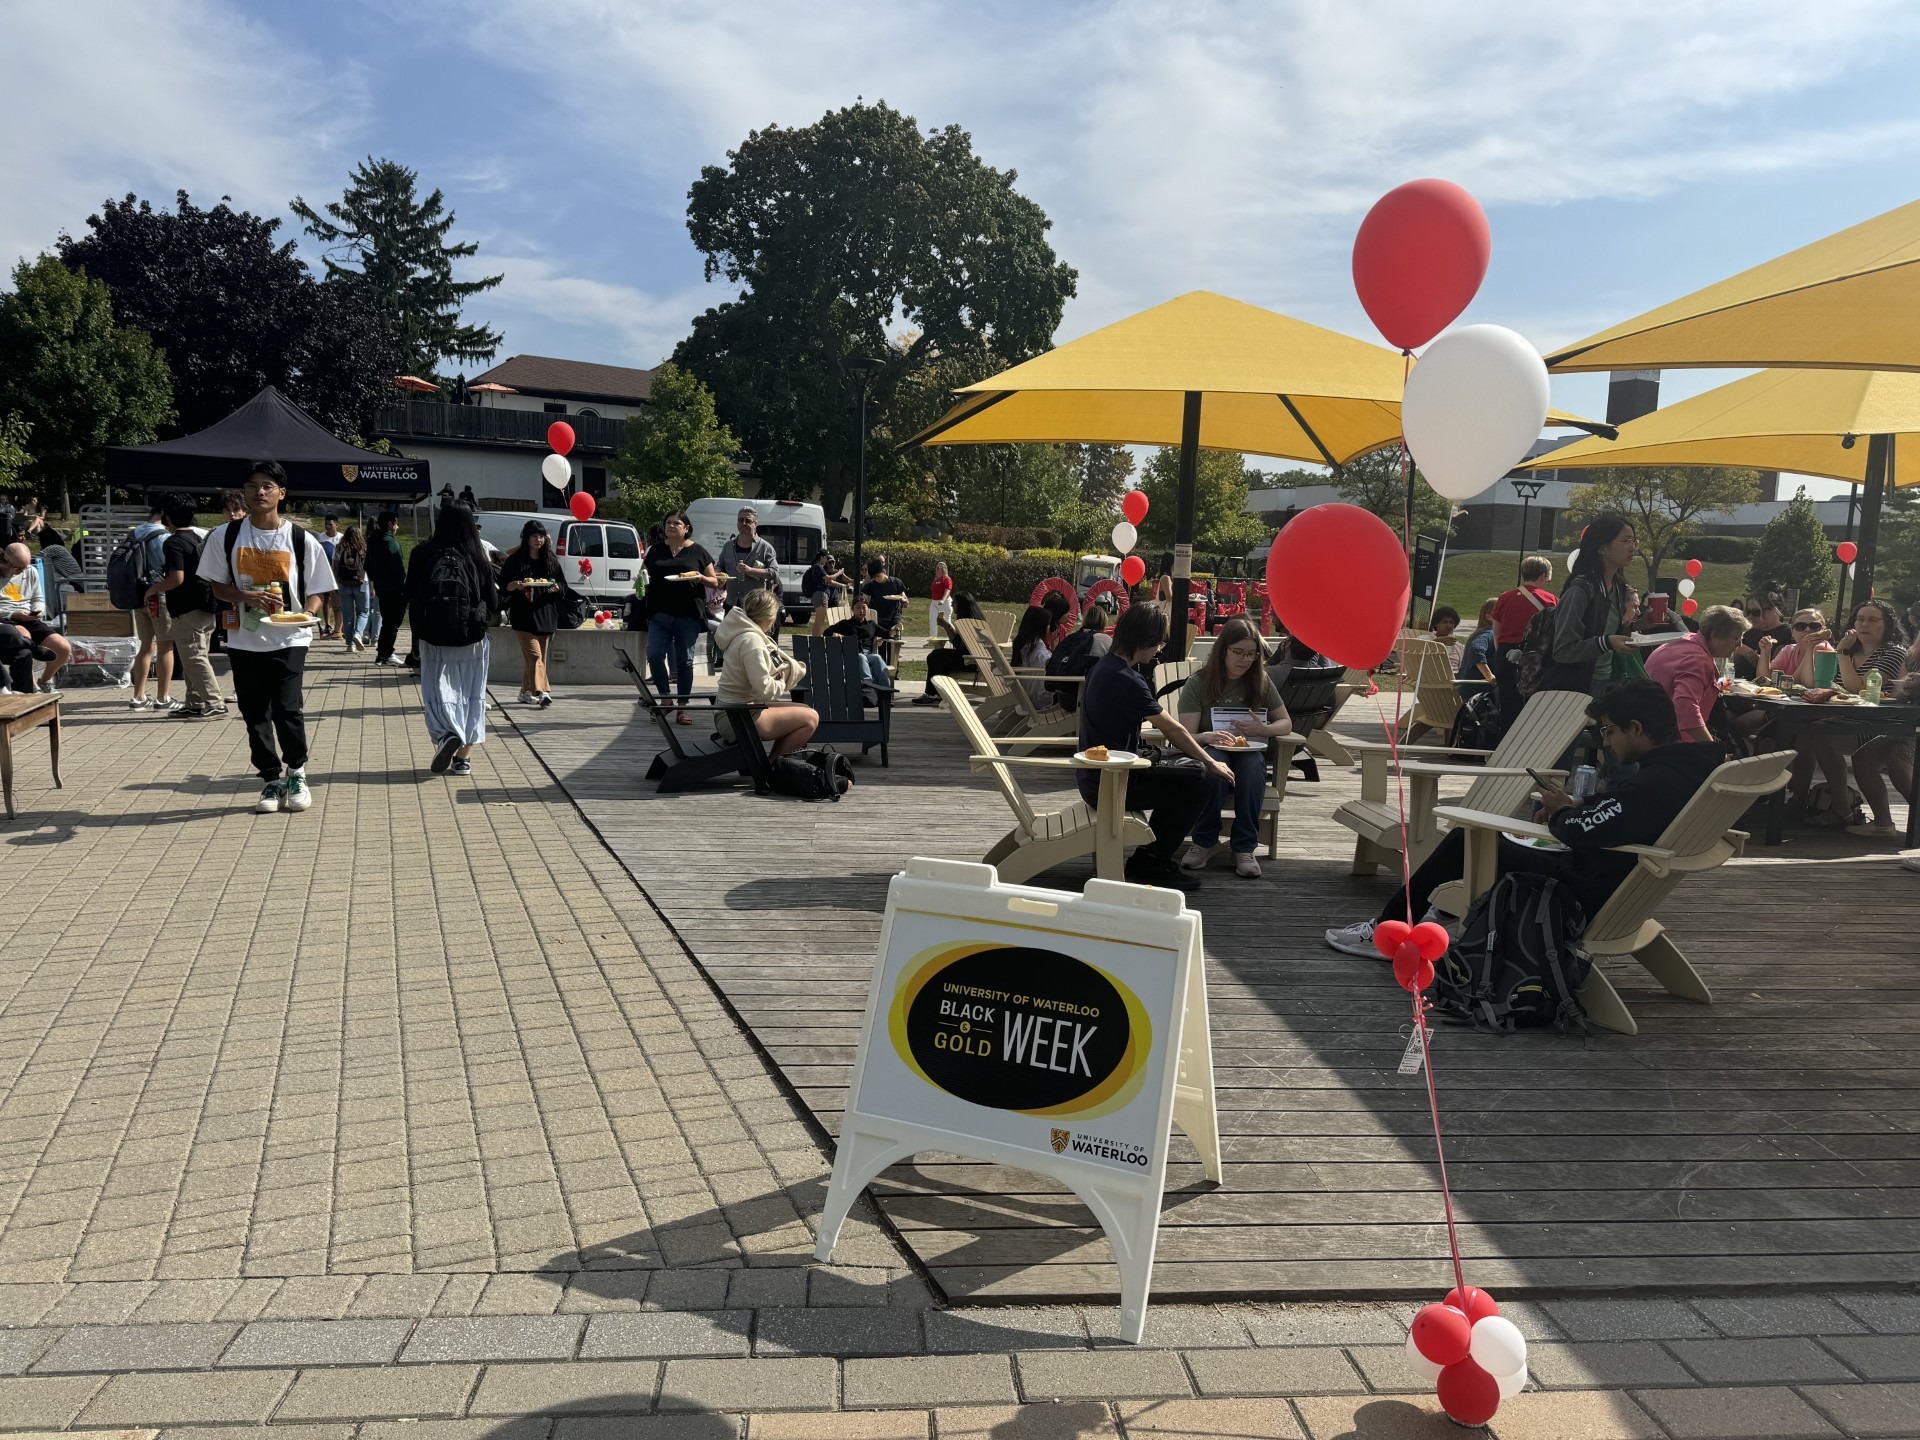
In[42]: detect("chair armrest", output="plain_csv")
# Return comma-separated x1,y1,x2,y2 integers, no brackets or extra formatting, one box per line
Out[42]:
970,753,1147,772
1434,805,1552,839
995,736,1083,747
1395,761,1561,779
1345,738,1496,759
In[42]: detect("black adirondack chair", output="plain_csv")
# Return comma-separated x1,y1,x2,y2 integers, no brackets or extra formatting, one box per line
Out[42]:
790,634,893,765
615,648,773,793
1275,661,1345,783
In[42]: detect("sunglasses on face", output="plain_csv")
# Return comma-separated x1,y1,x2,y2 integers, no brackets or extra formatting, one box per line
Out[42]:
1744,609,1762,618
1793,621,1822,631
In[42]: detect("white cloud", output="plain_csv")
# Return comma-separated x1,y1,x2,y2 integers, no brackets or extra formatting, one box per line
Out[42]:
476,251,719,370
0,0,364,271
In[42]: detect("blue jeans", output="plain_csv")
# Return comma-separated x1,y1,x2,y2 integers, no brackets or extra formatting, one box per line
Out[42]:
338,580,370,641
648,612,704,700
1190,746,1267,853
859,651,888,688
366,586,382,642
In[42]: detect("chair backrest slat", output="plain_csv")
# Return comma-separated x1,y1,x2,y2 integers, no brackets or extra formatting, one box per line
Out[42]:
791,634,868,723
935,675,1038,831
951,619,1013,700
1459,687,1593,820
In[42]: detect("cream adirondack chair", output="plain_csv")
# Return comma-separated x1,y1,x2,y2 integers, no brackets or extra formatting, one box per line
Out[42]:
1430,748,1792,1034
1393,636,1492,745
951,617,1078,740
936,676,1152,883
1336,687,1593,873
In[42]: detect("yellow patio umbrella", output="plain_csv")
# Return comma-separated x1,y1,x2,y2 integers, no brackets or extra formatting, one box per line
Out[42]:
902,291,1605,653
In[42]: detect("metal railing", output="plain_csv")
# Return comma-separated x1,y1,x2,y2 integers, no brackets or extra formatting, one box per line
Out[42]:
371,403,626,452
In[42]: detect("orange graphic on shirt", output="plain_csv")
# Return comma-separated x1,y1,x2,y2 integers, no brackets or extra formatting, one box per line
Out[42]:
235,546,293,591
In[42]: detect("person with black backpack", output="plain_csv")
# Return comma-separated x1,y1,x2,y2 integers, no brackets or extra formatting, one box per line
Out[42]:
196,461,338,813
1045,601,1115,712
146,495,223,718
405,502,498,777
1324,681,1722,960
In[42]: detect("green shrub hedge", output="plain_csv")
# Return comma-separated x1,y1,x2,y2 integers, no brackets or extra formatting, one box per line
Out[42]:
1679,535,1760,563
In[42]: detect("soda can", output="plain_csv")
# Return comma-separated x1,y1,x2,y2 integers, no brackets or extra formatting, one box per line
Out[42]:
1571,765,1598,800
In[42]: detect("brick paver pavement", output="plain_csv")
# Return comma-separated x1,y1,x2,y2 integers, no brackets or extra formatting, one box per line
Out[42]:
0,652,1914,1437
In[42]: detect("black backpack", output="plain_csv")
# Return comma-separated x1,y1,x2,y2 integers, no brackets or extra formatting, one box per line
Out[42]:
107,529,157,609
1432,873,1593,1034
1045,631,1105,711
768,747,851,802
1510,600,1559,697
1448,685,1506,751
414,545,489,647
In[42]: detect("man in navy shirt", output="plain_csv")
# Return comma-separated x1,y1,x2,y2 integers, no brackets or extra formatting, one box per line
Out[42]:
1077,603,1233,892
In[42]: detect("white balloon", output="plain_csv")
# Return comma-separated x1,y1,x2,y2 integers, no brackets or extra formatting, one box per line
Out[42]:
1469,1315,1529,1379
542,452,572,488
1111,520,1138,555
1567,548,1580,571
1497,1364,1529,1400
1404,1332,1444,1384
1402,324,1551,502
1678,578,1696,598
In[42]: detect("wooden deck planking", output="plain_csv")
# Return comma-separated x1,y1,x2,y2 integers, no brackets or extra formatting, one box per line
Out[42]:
504,682,1920,1302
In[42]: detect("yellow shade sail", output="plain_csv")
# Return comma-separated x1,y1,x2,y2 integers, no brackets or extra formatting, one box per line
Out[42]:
904,291,1604,464
1545,197,1920,373
1525,368,1920,485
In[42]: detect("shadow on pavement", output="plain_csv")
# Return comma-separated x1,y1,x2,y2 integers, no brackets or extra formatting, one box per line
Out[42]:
476,1393,736,1437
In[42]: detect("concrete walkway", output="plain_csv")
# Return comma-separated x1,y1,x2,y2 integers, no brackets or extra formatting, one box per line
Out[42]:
0,650,1913,1437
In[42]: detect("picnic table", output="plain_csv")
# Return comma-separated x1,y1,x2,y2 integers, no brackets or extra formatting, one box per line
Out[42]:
1718,692,1920,846
0,692,62,820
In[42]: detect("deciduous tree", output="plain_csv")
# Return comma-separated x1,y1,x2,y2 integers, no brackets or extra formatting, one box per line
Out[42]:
1066,444,1134,508
1333,449,1456,541
1569,465,1760,587
674,101,1076,521
1136,448,1266,558
609,363,743,525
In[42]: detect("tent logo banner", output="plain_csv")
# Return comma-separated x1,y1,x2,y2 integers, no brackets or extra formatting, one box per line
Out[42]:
340,465,359,483
342,461,424,487
886,942,1150,1122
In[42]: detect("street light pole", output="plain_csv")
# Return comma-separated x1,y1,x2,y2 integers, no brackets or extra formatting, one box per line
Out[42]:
1510,479,1545,583
845,355,884,585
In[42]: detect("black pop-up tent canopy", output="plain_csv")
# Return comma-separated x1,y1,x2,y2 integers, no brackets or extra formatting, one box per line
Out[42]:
107,385,430,501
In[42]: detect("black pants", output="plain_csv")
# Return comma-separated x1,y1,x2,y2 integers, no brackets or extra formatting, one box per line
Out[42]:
229,647,309,779
374,587,406,662
923,645,972,696
1376,828,1571,926
1492,648,1526,729
0,625,34,691
1081,763,1214,863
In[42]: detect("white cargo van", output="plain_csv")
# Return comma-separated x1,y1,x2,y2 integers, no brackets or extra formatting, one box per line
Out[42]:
471,508,643,605
685,497,829,620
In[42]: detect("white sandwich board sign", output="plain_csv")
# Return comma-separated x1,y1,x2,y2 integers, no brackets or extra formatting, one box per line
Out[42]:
814,857,1220,1343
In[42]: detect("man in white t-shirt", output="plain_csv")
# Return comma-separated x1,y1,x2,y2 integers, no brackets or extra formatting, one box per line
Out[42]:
0,542,71,692
196,461,337,814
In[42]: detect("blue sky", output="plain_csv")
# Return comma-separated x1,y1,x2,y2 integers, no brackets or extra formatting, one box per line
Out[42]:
8,0,1920,498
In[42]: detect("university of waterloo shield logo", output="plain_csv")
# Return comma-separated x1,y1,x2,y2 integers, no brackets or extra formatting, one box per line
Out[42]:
341,465,358,483
1050,1128,1070,1154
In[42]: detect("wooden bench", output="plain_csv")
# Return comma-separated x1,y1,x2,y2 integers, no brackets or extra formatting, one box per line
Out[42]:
0,693,61,820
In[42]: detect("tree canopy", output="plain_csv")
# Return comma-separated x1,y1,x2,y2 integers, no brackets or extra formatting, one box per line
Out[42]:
0,256,172,509
1135,448,1266,557
57,190,398,439
1067,444,1134,509
1745,487,1833,608
609,363,742,525
1569,464,1760,587
292,157,503,375
1333,449,1456,541
0,413,31,494
673,101,1077,522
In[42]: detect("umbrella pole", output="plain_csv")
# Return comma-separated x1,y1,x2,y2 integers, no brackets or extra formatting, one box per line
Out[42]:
1853,434,1890,602
1172,392,1202,660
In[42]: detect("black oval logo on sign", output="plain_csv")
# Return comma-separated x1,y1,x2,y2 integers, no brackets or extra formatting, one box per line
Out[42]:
900,946,1132,1113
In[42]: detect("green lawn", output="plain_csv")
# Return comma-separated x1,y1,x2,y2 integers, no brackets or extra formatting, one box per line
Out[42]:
1433,550,1749,619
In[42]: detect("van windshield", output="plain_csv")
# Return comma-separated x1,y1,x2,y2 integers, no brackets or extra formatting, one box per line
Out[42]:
756,524,820,566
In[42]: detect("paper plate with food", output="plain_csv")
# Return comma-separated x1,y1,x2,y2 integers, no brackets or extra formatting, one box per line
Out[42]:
1073,746,1138,766
1216,732,1266,751
264,611,318,626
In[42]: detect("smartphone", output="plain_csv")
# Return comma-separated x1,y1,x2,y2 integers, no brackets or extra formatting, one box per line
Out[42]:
1526,766,1565,794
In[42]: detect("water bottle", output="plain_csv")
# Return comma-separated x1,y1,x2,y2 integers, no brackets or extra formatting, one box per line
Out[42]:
1863,668,1884,705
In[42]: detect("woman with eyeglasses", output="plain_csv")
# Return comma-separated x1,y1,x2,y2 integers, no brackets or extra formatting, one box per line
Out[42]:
1175,617,1292,879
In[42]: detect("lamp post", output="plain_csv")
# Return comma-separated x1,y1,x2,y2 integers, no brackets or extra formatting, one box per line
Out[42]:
1510,479,1546,583
844,355,885,585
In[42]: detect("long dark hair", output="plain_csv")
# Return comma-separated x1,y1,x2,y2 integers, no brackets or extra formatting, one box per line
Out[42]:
1013,605,1052,661
1197,616,1267,706
430,501,490,575
515,519,560,578
952,593,984,623
1571,513,1632,586
1844,597,1906,653
338,525,367,563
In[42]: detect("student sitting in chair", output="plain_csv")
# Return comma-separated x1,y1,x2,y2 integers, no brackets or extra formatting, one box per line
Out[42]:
824,597,890,689
1323,681,1723,957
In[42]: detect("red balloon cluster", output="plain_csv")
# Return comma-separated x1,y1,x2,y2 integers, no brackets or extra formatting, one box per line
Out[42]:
1265,505,1409,669
1120,555,1146,587
570,492,596,522
548,421,576,456
1406,1287,1529,1425
1352,180,1492,351
1121,490,1149,526
1837,541,1859,565
1374,918,1449,993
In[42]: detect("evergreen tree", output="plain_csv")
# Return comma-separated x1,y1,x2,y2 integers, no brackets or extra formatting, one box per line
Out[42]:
609,364,743,525
1066,444,1134,508
1746,488,1832,607
292,158,503,374
0,256,172,515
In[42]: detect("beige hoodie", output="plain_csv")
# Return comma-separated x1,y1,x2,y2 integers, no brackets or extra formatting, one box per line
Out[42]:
714,606,805,706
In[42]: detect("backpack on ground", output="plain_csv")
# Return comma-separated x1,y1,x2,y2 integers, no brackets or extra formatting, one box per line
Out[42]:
1432,873,1592,1034
106,530,156,610
414,545,489,647
769,754,843,802
801,746,855,793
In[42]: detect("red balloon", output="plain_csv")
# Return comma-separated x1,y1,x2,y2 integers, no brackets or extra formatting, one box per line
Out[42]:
1411,1303,1472,1366
548,421,576,457
1681,597,1698,617
1352,180,1492,350
1684,558,1704,579
1122,490,1150,526
1267,505,1410,669
1373,918,1413,959
578,558,592,577
569,491,597,522
1437,1359,1502,1426
1393,953,1434,993
1120,555,1146,587
1444,1286,1501,1323
1837,541,1859,564
1411,920,1451,963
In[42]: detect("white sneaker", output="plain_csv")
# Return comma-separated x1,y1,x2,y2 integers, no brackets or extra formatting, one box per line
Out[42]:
1324,919,1380,958
128,697,154,711
161,699,185,714
1180,843,1216,870
518,690,538,705
36,681,59,694
283,771,312,812
1235,853,1262,879
1904,854,1920,872
255,780,284,814
1846,822,1898,838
